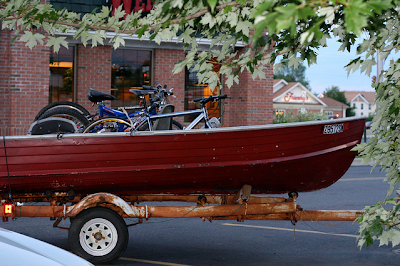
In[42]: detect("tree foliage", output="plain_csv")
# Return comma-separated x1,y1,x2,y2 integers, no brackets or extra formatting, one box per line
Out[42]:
274,59,311,90
324,86,355,117
324,86,347,104
273,112,327,124
1,0,400,249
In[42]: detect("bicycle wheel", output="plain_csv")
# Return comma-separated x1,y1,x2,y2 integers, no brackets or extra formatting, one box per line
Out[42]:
34,101,91,121
38,107,90,133
137,119,182,131
172,120,183,130
83,117,132,133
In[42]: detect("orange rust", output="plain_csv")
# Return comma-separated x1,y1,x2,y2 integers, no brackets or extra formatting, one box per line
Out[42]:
0,192,363,222
4,206,62,218
212,210,364,221
0,203,364,222
212,214,293,221
97,203,126,217
294,210,364,221
0,192,82,204
127,195,287,205
1,193,284,205
66,193,118,217
123,202,297,218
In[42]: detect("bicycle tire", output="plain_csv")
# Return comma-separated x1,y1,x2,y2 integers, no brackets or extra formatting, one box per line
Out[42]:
137,119,182,131
83,117,132,133
38,107,90,133
34,101,91,121
172,120,183,130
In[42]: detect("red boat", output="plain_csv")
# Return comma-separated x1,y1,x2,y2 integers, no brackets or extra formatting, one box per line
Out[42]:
0,117,365,196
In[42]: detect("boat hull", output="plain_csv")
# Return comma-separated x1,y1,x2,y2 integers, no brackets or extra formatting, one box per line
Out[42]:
0,117,366,195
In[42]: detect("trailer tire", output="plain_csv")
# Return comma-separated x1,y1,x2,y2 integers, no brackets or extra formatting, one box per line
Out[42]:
68,207,128,264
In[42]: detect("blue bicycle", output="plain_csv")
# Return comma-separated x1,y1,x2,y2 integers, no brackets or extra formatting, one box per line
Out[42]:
84,85,183,133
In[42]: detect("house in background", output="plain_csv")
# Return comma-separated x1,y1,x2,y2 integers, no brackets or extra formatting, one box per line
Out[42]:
344,91,376,117
273,79,348,118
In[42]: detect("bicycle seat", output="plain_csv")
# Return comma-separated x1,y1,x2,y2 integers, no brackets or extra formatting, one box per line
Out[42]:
87,88,116,102
129,89,156,96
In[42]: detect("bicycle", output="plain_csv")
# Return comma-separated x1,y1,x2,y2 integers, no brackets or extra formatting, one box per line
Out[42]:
83,85,184,133
34,83,183,133
84,93,229,133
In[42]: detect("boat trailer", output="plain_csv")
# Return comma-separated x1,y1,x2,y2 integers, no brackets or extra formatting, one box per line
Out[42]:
0,185,363,264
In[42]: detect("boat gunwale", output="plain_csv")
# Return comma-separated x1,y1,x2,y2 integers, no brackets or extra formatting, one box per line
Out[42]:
2,116,366,141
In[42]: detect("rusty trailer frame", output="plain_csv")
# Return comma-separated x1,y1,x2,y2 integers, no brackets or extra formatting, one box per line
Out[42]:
0,186,364,264
0,189,363,223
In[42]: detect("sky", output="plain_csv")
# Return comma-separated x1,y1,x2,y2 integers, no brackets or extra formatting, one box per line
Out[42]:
304,37,386,95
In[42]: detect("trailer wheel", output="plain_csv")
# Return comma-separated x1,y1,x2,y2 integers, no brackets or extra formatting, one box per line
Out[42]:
68,207,128,264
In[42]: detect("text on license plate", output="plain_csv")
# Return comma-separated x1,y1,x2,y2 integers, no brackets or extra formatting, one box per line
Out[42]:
323,123,344,134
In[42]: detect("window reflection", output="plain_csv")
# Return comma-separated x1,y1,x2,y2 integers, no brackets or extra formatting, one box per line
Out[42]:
184,65,221,122
49,46,74,102
111,49,152,106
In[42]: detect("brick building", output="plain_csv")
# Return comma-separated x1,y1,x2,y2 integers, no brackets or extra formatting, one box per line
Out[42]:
0,1,273,136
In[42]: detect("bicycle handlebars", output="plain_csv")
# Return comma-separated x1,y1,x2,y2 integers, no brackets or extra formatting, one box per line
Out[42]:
193,94,229,105
142,85,152,90
144,83,229,112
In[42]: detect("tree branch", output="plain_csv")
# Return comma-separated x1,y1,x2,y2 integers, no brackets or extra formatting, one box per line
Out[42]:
2,1,241,36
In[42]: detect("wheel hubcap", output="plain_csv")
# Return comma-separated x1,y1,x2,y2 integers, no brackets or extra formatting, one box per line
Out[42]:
79,218,118,256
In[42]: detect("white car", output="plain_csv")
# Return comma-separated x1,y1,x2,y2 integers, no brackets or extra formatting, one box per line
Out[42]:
0,227,94,266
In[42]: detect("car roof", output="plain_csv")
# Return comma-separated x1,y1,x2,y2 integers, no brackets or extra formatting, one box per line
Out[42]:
0,228,93,266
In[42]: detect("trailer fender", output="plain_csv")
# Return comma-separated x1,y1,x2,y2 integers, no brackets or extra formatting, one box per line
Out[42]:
66,193,143,218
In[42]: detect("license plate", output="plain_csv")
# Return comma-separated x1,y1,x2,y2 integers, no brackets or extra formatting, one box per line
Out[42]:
323,123,344,134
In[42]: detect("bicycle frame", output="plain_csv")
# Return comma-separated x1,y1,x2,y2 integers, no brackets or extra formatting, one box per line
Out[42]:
97,103,155,120
134,107,211,131
132,94,227,132
86,86,224,133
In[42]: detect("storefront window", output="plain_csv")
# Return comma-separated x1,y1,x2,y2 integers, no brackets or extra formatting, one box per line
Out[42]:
49,46,75,102
111,49,152,107
184,65,221,122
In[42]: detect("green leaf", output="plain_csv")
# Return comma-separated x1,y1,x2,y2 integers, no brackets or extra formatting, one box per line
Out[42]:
368,0,394,15
45,36,68,52
207,0,217,12
200,12,216,28
19,32,45,49
224,5,232,14
112,35,125,49
236,20,252,36
391,230,400,247
136,25,148,38
226,12,238,27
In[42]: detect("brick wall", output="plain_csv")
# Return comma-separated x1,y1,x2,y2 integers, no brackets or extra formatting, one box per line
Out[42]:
153,48,273,127
153,48,186,111
0,30,11,135
1,34,273,136
153,48,186,124
0,30,49,136
76,44,112,114
223,48,274,127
